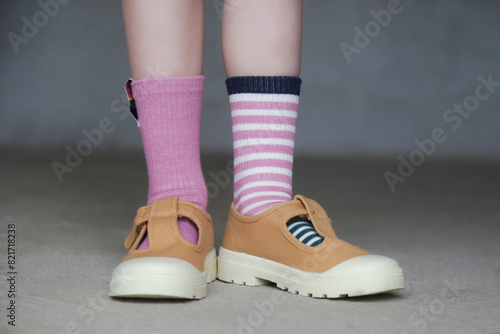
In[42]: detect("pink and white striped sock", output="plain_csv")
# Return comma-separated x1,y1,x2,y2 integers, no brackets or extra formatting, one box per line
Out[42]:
227,76,301,216
128,76,207,247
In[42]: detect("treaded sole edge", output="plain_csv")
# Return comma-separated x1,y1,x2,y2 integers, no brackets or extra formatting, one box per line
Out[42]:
217,247,404,298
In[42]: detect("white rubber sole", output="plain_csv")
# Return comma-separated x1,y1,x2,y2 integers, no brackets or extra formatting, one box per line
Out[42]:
217,247,404,298
109,248,217,299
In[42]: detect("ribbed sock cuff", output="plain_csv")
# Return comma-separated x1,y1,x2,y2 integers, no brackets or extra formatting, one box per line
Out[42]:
131,76,205,98
225,76,301,95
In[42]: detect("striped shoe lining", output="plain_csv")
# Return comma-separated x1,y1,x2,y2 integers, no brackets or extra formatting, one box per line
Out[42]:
286,216,324,247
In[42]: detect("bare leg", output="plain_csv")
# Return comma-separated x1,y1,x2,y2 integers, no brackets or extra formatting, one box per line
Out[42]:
120,1,207,247
221,0,303,77
221,1,310,224
121,0,205,79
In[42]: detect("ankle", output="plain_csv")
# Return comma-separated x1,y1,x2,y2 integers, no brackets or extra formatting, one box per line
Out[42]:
148,188,208,211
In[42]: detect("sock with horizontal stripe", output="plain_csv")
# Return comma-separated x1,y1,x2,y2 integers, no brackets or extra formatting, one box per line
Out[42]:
286,217,324,247
226,76,323,246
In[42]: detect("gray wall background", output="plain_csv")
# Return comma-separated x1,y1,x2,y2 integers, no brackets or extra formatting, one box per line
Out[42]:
1,0,499,158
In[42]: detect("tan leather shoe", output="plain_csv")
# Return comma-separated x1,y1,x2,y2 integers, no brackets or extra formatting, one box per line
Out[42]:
218,195,404,298
109,197,216,299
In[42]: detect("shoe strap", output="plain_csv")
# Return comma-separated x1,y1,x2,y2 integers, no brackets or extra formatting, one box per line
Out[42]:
124,197,211,250
293,195,337,238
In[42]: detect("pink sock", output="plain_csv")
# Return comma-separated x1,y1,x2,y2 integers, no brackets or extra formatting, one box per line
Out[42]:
129,76,207,247
226,76,301,216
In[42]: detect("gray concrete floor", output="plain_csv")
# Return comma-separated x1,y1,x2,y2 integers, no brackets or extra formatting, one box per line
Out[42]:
0,150,499,334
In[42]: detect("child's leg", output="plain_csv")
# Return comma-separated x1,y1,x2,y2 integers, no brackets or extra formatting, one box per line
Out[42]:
122,0,206,246
222,0,323,245
218,1,405,298
110,1,217,300
122,0,204,78
222,0,302,77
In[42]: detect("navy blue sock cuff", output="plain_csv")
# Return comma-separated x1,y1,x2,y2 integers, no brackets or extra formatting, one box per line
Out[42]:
225,76,302,96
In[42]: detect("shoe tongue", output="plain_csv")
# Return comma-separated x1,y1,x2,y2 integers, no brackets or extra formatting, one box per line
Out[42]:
293,195,337,238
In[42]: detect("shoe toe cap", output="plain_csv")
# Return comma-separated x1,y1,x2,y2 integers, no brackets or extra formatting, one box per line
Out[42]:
322,254,403,277
109,257,207,298
112,256,202,277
